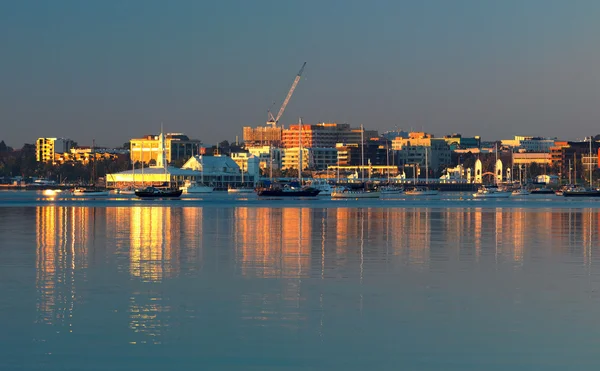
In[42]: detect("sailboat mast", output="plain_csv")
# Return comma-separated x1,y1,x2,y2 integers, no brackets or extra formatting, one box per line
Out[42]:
590,136,593,188
360,124,365,182
92,139,96,186
425,146,428,184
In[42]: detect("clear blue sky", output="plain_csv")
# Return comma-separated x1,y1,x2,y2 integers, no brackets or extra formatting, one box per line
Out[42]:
2,0,600,147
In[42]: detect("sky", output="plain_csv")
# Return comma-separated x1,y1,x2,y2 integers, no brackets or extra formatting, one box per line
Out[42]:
2,0,600,148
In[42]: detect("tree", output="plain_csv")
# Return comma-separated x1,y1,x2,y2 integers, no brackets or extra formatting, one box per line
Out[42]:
0,141,7,153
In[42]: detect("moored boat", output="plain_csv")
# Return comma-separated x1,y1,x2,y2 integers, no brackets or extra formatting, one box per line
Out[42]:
309,179,333,196
511,188,531,196
257,185,320,197
472,185,511,198
180,181,214,194
531,187,554,194
404,187,439,196
72,187,110,197
331,189,381,199
563,187,600,197
379,185,403,195
135,187,182,198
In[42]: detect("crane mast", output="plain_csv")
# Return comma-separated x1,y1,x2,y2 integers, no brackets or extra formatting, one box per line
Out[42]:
267,62,306,127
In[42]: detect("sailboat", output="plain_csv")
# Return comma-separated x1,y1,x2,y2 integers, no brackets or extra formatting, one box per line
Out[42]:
512,165,530,196
405,146,439,196
180,155,214,194
332,124,380,199
72,140,110,197
228,163,254,193
380,142,402,195
257,118,320,197
564,136,600,197
136,127,182,198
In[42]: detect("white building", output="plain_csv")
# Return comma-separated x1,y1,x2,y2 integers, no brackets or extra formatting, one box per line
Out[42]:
281,148,338,170
247,146,282,170
182,155,258,187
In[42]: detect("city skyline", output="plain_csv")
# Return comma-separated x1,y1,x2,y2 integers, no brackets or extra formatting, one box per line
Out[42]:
2,0,600,147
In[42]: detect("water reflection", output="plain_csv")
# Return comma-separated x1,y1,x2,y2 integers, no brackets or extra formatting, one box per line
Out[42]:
32,205,600,343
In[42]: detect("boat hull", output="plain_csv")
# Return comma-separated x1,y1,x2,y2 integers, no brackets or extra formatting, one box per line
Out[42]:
135,190,183,198
405,191,439,196
331,191,381,199
473,192,511,198
72,190,110,197
181,186,214,194
257,189,320,197
563,191,600,197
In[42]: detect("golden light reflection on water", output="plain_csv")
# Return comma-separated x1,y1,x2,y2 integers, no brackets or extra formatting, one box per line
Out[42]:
35,207,96,326
33,205,600,336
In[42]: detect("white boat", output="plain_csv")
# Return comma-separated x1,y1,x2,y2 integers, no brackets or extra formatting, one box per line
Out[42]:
379,185,403,195
404,187,439,196
180,155,214,194
511,188,530,196
72,187,110,197
180,180,214,194
310,179,333,196
331,189,381,199
405,147,439,196
473,186,511,198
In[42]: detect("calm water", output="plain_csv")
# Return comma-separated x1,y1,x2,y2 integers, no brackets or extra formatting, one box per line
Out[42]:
2,191,600,370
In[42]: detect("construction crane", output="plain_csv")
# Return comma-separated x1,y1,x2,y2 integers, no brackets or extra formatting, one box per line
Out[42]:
267,62,306,127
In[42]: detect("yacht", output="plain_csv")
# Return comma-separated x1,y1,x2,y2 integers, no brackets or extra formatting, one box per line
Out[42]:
180,180,214,194
563,138,600,197
404,187,439,196
257,184,320,197
473,185,511,199
511,188,530,196
72,187,110,197
379,185,403,195
331,188,380,199
135,187,183,199
310,179,333,196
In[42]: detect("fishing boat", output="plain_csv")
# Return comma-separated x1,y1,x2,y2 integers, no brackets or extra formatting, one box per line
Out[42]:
135,187,182,198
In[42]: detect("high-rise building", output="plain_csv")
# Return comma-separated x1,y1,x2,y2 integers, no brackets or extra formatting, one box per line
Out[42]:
282,122,378,148
130,133,202,164
36,138,74,163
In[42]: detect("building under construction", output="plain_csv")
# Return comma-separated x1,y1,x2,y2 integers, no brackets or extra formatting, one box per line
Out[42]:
243,63,306,147
243,126,283,147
